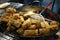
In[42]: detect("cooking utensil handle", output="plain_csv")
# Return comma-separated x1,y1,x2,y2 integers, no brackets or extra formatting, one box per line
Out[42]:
45,2,52,9
40,2,52,15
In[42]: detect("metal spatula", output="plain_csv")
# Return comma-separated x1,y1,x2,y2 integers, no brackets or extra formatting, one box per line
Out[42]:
31,2,52,21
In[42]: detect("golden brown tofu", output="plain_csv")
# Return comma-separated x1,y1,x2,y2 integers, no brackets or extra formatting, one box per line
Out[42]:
19,12,24,16
50,21,58,25
28,25,36,30
13,14,24,22
40,22,46,28
2,13,12,17
31,19,41,28
17,28,24,34
50,25,58,30
6,7,16,13
43,21,50,28
1,16,10,22
13,13,20,20
19,16,24,22
22,18,31,29
23,29,38,36
39,28,50,35
12,19,22,28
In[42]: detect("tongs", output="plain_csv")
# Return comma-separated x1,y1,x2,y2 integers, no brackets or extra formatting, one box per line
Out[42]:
31,2,52,21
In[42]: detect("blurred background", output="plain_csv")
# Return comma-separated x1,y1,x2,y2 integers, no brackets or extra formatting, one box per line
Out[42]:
0,0,60,14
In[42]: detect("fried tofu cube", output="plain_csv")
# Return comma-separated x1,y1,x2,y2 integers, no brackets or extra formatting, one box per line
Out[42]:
28,25,36,30
23,29,38,36
22,18,31,29
17,28,24,34
50,21,58,25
